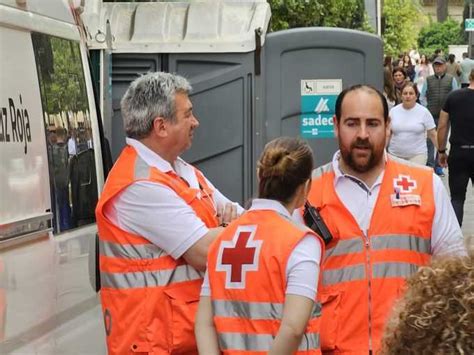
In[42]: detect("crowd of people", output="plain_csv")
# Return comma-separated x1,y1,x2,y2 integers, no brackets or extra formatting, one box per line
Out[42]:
384,49,474,227
94,71,472,354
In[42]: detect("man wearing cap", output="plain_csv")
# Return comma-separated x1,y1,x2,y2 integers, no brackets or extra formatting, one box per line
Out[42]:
437,69,474,226
420,56,459,176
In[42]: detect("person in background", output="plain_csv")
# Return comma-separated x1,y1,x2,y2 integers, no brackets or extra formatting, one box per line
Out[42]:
383,68,397,110
305,84,466,354
409,48,420,66
95,72,243,355
420,56,458,176
460,52,474,88
431,48,444,62
388,82,437,165
402,53,416,82
414,54,433,92
438,69,474,227
384,55,393,74
52,126,72,231
446,53,462,86
392,67,409,104
380,253,474,355
196,137,325,355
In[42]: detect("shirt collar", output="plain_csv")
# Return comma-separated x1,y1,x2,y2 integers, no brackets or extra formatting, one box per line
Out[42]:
249,199,292,220
126,137,188,173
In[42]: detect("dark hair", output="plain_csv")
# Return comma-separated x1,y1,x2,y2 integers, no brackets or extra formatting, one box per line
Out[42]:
384,55,393,67
257,137,313,204
335,85,389,123
448,54,455,63
392,67,407,79
384,69,397,102
401,81,419,97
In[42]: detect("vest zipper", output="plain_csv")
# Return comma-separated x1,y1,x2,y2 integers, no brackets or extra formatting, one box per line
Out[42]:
363,231,373,352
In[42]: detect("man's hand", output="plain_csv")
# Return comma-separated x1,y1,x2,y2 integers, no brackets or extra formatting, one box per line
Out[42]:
438,152,448,168
217,203,238,227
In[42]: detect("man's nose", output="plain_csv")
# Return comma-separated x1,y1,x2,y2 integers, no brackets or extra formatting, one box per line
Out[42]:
192,115,200,127
357,124,370,139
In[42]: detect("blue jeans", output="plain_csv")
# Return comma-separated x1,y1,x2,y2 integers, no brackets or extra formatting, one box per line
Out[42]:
426,116,440,169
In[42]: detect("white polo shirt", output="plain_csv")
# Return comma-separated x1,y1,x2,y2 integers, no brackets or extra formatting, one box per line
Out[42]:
201,199,322,300
104,138,243,259
297,151,466,256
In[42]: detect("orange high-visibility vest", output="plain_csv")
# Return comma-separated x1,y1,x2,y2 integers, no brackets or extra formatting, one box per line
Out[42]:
307,156,434,354
95,145,218,354
207,209,325,355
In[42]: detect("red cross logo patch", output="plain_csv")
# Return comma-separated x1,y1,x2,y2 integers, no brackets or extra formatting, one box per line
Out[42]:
393,174,417,193
216,225,262,289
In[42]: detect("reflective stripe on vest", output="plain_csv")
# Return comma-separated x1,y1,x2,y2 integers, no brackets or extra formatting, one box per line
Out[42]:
323,264,366,285
372,262,419,279
323,234,429,285
326,238,364,257
218,332,320,352
212,300,322,320
99,239,167,259
371,235,431,254
101,264,203,289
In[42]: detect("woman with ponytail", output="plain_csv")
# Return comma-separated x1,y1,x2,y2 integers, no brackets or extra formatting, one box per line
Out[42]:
196,137,325,355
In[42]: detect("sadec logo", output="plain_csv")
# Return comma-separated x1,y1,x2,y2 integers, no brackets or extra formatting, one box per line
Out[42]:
314,98,330,113
0,94,32,154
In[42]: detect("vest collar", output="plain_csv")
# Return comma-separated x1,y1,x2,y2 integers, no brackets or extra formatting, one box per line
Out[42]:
249,199,292,220
126,138,200,188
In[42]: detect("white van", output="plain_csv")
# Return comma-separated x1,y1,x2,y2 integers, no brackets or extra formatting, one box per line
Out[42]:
0,0,107,352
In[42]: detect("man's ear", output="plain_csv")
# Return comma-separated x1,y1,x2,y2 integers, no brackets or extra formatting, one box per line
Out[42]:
153,117,168,138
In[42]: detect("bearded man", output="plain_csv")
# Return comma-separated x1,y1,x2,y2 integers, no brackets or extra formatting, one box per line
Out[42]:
305,85,466,354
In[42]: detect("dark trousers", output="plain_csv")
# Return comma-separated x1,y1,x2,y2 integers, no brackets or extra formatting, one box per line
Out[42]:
448,147,474,226
426,116,440,169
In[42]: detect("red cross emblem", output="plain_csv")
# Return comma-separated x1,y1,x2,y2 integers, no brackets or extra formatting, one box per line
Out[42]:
216,226,262,289
393,174,417,193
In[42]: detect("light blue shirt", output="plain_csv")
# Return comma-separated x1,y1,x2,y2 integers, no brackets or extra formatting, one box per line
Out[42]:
460,58,474,84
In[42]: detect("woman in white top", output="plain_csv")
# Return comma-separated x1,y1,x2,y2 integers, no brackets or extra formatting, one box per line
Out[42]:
388,82,438,165
414,54,433,92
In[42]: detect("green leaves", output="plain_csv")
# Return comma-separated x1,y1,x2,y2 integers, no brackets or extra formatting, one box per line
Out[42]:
382,0,422,56
417,19,466,56
268,0,370,32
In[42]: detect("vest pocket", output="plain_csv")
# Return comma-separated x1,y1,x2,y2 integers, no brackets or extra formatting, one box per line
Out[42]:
319,290,342,351
163,283,200,354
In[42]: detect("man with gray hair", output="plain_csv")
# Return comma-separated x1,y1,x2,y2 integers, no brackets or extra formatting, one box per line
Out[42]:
95,72,242,354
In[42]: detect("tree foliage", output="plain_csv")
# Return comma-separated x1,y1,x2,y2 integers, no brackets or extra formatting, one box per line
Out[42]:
268,0,373,32
417,19,466,56
382,0,422,56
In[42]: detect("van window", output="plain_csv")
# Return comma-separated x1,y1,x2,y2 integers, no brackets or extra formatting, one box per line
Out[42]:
32,33,98,233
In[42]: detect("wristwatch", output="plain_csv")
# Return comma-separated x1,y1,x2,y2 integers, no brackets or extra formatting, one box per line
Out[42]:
438,149,447,154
